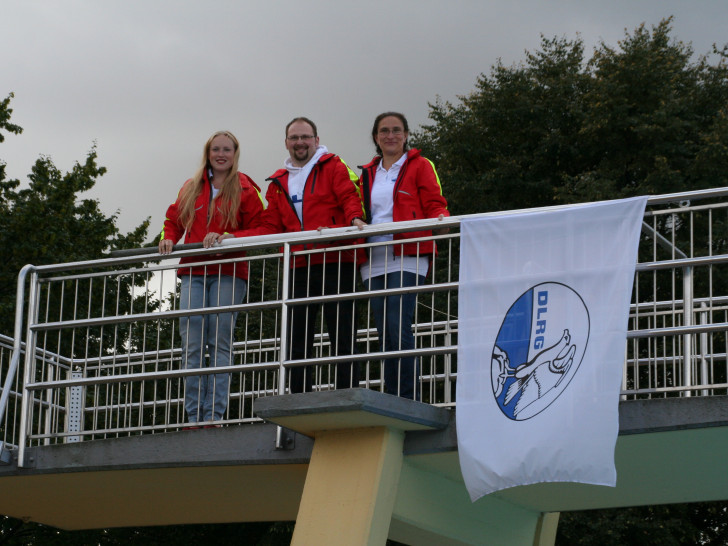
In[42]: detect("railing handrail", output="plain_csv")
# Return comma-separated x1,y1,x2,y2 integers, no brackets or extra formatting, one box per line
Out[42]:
20,186,728,275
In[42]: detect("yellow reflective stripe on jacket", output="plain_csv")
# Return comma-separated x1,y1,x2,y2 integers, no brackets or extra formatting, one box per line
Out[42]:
253,186,266,209
159,219,171,240
341,160,366,219
426,158,446,199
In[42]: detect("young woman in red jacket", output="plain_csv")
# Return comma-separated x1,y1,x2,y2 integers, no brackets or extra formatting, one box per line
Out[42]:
159,131,264,426
359,112,449,400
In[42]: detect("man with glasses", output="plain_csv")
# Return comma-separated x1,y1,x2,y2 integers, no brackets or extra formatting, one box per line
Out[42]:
261,117,366,393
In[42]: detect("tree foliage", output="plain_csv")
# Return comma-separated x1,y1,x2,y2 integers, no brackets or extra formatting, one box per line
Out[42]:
0,94,150,337
0,518,295,545
0,93,22,144
557,502,728,546
412,17,728,214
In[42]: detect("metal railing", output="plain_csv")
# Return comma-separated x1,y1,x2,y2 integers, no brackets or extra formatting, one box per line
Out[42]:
1,187,727,466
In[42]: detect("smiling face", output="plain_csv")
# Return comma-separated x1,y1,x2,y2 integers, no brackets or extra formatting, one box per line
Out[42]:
375,115,408,159
207,134,236,178
285,120,320,167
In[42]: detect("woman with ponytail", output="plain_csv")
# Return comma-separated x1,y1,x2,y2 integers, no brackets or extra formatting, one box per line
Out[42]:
159,131,264,427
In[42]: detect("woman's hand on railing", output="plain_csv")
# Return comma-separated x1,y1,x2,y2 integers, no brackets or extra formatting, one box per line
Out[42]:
433,214,449,236
203,232,232,248
158,239,174,255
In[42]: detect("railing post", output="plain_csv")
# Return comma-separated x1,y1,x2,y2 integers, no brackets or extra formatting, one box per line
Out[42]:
444,327,452,405
275,242,292,449
621,342,628,401
42,362,53,446
66,366,83,443
682,265,693,397
18,270,40,467
699,302,709,396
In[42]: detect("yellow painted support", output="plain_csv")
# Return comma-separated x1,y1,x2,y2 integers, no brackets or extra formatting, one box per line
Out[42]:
533,512,560,546
291,426,404,546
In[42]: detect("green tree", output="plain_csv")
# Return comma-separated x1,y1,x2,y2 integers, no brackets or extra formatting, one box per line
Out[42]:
0,518,295,545
412,34,589,213
557,502,728,546
564,20,728,202
413,17,728,214
0,95,150,338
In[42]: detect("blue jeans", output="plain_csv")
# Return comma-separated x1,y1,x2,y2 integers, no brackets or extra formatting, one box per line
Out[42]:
367,272,425,400
179,274,246,423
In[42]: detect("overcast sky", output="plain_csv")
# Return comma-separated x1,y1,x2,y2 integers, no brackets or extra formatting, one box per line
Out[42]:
2,1,727,238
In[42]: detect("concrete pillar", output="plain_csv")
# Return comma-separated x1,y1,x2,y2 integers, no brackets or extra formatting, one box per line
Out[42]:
291,426,404,546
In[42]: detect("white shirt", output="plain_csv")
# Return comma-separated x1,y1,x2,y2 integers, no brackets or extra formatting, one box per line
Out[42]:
360,154,429,281
285,145,328,223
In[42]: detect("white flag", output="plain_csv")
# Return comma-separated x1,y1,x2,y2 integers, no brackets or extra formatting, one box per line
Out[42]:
456,197,647,501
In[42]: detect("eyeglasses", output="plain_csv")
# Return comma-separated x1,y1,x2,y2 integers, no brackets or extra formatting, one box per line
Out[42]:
287,135,316,142
378,127,405,136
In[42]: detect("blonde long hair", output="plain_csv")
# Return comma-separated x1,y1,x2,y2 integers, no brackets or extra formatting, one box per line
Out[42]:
177,131,242,230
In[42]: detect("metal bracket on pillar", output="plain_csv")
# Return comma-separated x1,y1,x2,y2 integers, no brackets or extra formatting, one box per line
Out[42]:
0,442,13,465
275,425,296,450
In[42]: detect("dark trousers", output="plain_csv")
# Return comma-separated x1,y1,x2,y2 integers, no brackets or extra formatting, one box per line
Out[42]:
288,262,360,393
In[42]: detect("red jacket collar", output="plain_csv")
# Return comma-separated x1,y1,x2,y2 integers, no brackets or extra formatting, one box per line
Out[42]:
361,148,421,171
201,170,261,192
267,152,338,182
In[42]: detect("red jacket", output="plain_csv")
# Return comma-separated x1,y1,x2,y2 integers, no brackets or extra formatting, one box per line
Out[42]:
258,153,365,268
359,149,449,258
161,171,265,279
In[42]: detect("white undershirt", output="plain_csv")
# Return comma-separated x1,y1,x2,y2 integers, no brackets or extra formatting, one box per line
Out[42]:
285,145,328,223
360,155,429,282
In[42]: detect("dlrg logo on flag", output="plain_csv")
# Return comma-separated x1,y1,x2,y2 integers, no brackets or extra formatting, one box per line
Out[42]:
456,197,647,501
493,282,589,421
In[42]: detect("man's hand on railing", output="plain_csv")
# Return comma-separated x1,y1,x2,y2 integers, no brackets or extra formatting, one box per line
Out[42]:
317,218,366,232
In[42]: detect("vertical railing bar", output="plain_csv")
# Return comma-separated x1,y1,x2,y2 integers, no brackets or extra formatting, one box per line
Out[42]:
18,270,40,467
171,273,182,428
50,281,66,446
126,271,136,431
683,265,693,396
700,302,709,397
138,270,150,430
110,274,122,436
275,242,292,449
152,269,163,431
39,284,52,445
42,361,53,445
